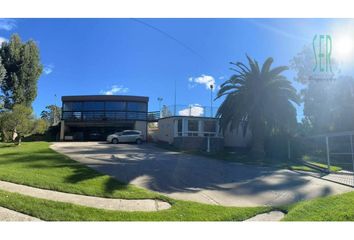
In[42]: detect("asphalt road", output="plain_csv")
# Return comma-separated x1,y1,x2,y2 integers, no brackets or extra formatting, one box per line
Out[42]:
51,142,353,206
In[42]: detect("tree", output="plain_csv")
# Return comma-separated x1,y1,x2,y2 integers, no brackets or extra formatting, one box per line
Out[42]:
290,45,354,134
0,34,43,109
216,56,300,158
0,55,6,110
33,118,49,135
1,104,33,145
0,111,12,142
40,105,61,126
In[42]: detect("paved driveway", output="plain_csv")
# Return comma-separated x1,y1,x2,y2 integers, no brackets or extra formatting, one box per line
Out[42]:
51,142,353,207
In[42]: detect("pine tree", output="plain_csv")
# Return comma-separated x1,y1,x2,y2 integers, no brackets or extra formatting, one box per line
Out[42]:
0,34,43,109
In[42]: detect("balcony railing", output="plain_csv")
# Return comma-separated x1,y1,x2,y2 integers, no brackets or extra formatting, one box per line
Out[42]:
62,111,147,121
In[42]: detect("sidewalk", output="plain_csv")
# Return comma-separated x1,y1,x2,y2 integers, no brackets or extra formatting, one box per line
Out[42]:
0,180,171,212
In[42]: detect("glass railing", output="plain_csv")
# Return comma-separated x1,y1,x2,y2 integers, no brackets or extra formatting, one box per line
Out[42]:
62,111,147,121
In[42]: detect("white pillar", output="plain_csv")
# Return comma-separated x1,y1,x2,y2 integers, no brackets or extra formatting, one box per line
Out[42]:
173,119,178,137
198,120,203,137
326,136,331,172
182,118,188,136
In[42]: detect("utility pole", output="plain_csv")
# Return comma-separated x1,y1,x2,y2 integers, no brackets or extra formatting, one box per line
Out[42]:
174,79,177,116
157,97,163,118
210,84,214,117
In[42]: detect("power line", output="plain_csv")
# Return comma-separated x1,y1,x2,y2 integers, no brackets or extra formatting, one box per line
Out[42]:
130,18,204,60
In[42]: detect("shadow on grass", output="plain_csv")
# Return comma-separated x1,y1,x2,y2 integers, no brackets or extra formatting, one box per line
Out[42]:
0,143,130,195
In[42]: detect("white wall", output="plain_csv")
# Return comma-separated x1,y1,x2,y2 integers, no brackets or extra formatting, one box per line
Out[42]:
134,121,147,141
157,118,175,144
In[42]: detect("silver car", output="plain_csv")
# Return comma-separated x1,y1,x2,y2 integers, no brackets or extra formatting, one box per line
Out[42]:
106,130,143,144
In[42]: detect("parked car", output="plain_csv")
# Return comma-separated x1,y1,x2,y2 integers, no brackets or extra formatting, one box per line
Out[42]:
106,130,143,144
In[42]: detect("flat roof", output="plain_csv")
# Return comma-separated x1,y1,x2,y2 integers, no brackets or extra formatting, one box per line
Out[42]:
62,95,149,102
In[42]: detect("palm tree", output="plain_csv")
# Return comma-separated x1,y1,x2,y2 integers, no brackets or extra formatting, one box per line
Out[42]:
216,56,300,158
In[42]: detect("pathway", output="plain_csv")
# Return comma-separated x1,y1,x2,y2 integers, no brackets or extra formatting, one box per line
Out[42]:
0,180,171,212
244,211,285,221
0,206,41,221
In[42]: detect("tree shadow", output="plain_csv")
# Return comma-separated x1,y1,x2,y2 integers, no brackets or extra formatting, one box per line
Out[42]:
50,142,352,206
0,144,130,195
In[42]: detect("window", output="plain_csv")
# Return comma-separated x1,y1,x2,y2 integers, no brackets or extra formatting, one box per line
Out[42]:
105,101,126,111
123,131,140,135
187,120,199,136
127,112,147,120
63,102,82,111
127,102,146,112
63,111,81,120
105,112,126,120
204,121,216,132
82,112,104,121
82,101,104,111
177,119,182,136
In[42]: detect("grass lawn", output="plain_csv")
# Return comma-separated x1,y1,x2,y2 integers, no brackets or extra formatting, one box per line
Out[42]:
0,189,269,221
0,142,158,199
0,141,269,221
283,190,354,221
289,163,341,173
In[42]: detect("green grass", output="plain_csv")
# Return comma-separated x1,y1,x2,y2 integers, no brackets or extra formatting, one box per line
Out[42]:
0,189,269,221
282,190,354,221
289,165,319,172
0,142,159,199
301,155,342,172
0,141,269,221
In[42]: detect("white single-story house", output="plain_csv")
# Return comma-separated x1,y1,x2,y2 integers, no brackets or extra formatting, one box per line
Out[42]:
157,116,251,151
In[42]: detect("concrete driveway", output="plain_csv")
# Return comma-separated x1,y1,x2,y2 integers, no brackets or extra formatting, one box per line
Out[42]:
51,142,353,207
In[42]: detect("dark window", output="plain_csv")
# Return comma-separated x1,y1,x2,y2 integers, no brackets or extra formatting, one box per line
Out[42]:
82,112,104,121
127,112,146,120
177,119,182,132
188,120,198,131
63,111,82,120
105,112,126,120
188,120,199,136
105,101,126,111
127,102,146,112
63,102,82,111
123,131,140,135
204,121,216,132
82,101,104,111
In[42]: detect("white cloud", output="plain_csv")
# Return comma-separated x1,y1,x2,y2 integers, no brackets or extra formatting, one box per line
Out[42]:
218,76,225,80
100,85,129,95
43,64,54,75
178,104,204,117
0,19,16,31
0,37,8,45
188,74,216,91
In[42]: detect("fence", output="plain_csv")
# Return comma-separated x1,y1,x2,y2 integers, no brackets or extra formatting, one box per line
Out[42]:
292,131,354,187
157,104,219,118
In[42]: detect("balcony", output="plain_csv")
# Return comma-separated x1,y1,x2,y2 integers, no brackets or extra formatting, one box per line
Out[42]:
62,111,147,122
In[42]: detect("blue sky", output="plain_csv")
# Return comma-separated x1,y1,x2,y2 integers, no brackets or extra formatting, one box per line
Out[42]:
1,18,354,120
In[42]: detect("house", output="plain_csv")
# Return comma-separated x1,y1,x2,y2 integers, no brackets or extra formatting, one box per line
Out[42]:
60,95,148,141
156,114,251,151
157,116,224,152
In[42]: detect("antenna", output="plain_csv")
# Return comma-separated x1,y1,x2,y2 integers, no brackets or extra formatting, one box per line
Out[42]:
210,84,214,117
